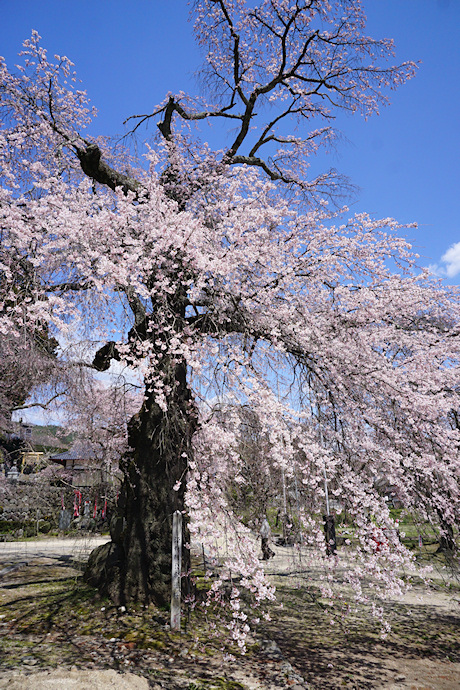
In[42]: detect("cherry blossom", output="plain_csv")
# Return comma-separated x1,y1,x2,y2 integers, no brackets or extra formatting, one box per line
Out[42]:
1,2,458,643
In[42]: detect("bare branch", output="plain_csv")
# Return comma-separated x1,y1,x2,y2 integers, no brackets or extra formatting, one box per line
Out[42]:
12,391,65,412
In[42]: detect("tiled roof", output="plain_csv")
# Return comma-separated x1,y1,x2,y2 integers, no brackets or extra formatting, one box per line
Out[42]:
50,441,101,462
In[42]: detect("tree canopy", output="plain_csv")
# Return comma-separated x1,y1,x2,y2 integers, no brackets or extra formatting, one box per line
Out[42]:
1,0,459,644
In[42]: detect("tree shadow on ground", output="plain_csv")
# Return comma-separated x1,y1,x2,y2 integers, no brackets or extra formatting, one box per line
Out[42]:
260,581,460,689
1,559,459,689
0,559,81,589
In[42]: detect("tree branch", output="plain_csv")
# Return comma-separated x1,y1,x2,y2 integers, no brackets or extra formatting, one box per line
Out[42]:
12,391,65,412
76,143,144,196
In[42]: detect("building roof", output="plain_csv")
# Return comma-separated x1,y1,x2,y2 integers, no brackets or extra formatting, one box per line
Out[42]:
50,440,102,463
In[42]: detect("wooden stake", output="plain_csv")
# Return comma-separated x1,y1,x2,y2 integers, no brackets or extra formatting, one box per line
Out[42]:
171,510,182,631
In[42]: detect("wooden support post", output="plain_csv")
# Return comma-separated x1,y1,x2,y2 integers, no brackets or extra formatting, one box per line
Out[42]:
171,510,182,631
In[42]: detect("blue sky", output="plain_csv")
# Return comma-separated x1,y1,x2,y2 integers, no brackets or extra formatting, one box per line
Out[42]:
1,0,459,280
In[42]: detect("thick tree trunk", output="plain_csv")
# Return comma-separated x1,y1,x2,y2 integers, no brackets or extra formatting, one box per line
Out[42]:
85,359,197,606
84,177,196,606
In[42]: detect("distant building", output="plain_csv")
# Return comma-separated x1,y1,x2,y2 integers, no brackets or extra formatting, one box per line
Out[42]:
374,474,403,509
18,423,33,442
50,440,117,488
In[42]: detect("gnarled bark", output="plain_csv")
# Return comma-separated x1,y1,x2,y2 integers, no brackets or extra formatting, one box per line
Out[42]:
85,359,197,606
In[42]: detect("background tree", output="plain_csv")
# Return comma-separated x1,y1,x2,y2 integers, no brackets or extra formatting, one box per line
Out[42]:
0,330,59,432
209,404,278,523
63,368,141,474
0,248,60,433
1,1,459,629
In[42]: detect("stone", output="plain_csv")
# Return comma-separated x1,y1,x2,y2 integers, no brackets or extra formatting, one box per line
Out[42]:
83,540,124,603
58,509,72,530
0,669,149,689
260,638,283,659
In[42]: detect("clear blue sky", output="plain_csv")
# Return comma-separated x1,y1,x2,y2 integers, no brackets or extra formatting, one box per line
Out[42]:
1,0,459,280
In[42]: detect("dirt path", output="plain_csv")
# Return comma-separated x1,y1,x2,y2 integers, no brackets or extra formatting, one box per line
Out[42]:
0,538,459,689
0,534,109,566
